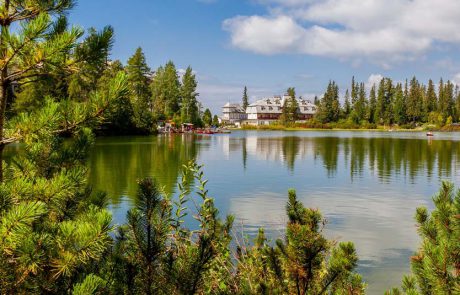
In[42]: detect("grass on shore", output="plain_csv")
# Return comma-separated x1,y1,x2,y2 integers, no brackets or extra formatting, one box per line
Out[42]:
237,121,460,132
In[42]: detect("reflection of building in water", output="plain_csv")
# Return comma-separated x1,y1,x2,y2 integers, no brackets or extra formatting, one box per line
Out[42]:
222,95,317,126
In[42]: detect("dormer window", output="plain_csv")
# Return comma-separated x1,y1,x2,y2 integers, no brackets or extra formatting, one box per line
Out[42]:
269,106,273,111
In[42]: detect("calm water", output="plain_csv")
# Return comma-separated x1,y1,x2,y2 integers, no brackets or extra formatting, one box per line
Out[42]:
88,131,460,294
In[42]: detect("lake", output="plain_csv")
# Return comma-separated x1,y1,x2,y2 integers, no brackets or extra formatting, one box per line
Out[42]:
88,130,460,294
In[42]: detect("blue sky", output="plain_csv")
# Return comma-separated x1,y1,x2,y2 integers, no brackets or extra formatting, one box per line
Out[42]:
70,0,460,113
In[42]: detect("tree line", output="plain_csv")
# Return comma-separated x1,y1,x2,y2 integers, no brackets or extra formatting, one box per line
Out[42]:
9,26,211,136
316,77,460,128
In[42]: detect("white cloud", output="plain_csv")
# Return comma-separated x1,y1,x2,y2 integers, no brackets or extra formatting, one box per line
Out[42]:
223,15,305,55
366,74,383,90
452,73,460,86
223,0,460,66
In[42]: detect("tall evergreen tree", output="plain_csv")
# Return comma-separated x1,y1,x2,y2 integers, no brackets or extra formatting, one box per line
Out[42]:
343,89,351,119
180,67,199,125
455,86,460,122
437,78,448,123
202,108,212,126
425,79,437,116
444,80,455,123
126,47,153,133
151,65,166,120
242,86,249,110
393,83,406,125
164,61,181,118
351,76,358,107
151,61,181,120
406,77,423,123
368,85,377,124
317,81,340,123
351,82,367,123
281,87,299,125
376,78,393,125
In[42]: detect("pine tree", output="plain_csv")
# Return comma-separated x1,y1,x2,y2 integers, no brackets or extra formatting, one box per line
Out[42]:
151,65,166,120
437,78,448,124
68,26,114,101
389,182,460,294
233,189,365,294
368,85,377,124
393,83,406,125
444,80,455,123
376,78,393,125
351,82,367,123
0,72,129,293
242,86,249,110
151,61,181,121
212,115,220,126
281,87,299,125
318,81,340,123
406,77,423,123
111,163,233,295
455,86,460,122
203,108,212,126
97,60,137,134
0,0,85,180
164,61,181,118
343,89,351,119
126,47,154,133
180,67,199,125
425,79,437,116
351,76,358,107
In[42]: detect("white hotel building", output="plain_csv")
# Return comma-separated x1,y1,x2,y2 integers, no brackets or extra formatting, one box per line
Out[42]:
222,94,317,126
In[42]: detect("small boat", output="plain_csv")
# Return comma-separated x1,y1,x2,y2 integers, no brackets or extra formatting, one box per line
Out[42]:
426,132,434,137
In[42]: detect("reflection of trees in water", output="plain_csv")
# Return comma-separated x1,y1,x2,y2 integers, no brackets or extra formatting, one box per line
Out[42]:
282,137,300,171
90,135,459,204
89,135,198,204
239,136,459,181
313,137,340,177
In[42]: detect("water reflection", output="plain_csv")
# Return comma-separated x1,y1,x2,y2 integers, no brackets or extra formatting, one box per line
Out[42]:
229,135,460,181
89,135,199,204
88,131,460,294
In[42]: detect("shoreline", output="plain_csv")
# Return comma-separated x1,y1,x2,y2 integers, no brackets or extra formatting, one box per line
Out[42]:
236,127,451,132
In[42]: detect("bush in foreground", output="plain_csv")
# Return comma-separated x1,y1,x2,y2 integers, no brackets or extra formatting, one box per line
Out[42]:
387,181,460,294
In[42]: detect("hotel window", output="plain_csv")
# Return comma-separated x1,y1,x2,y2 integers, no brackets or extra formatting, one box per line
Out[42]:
269,107,273,110
261,107,266,110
